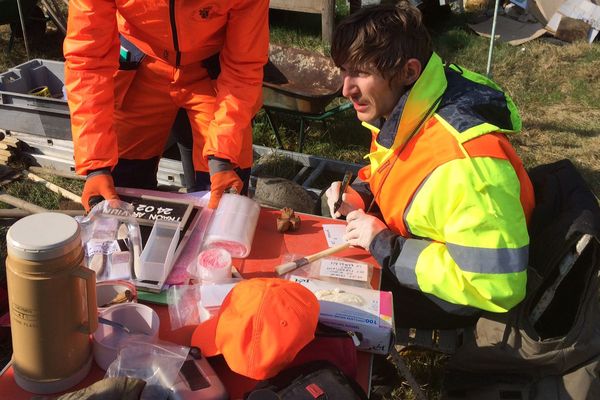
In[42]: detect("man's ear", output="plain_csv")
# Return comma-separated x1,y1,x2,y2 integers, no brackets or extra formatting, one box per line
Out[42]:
402,58,422,86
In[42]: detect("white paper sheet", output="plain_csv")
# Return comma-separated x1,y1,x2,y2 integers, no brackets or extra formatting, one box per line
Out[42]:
322,224,346,247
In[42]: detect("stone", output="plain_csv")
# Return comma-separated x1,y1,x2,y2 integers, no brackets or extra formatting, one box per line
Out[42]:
253,176,317,214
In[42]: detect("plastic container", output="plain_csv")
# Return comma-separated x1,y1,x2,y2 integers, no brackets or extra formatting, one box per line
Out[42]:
196,248,232,283
93,303,160,370
5,212,96,394
203,194,260,258
96,280,137,310
136,220,180,284
0,59,71,139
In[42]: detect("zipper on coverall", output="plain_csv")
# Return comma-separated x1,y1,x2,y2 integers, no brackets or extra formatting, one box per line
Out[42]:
169,0,181,67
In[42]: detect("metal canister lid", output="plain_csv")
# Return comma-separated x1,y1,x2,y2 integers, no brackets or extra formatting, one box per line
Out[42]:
6,212,81,261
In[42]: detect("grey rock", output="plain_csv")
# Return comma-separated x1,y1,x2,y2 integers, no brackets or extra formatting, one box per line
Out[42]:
253,176,318,214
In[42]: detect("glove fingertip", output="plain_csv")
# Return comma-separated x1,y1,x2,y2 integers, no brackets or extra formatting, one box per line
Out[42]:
208,194,221,209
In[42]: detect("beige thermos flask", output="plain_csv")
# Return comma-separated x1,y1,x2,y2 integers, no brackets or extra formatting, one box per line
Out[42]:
6,212,98,394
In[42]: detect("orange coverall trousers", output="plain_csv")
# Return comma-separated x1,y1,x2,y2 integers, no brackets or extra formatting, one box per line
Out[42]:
112,56,254,187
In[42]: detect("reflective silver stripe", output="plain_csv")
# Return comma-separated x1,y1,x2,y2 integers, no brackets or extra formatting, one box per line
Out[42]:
391,238,430,290
447,243,528,274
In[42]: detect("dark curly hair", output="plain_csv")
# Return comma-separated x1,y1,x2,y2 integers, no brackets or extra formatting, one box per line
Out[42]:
331,2,432,79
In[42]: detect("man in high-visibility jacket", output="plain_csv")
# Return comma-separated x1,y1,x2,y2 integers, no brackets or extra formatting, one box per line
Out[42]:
64,0,269,211
325,3,535,329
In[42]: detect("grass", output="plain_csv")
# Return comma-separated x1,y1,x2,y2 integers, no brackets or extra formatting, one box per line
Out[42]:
0,3,599,399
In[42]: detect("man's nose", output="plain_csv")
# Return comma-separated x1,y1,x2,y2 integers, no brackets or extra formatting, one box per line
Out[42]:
342,76,356,98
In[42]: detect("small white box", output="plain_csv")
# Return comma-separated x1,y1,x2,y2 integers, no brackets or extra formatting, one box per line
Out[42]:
289,276,394,354
135,220,180,292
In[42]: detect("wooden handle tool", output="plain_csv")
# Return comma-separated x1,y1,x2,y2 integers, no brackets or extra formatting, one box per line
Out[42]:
275,242,350,276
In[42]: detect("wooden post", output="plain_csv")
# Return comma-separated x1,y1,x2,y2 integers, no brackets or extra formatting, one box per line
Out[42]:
322,0,335,45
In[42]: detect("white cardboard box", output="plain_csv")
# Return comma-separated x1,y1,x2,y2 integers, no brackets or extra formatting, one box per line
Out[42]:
290,275,394,354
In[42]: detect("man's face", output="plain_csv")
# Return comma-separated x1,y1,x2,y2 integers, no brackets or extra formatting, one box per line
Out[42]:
341,64,405,122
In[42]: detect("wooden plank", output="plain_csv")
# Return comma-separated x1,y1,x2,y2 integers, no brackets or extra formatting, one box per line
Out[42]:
22,170,82,204
322,0,335,44
0,193,47,214
269,0,324,13
268,0,335,44
0,143,16,150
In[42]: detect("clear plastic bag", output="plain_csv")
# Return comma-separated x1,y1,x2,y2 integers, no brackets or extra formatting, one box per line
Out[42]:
105,337,189,400
166,280,241,330
77,200,142,282
166,285,208,330
281,254,374,288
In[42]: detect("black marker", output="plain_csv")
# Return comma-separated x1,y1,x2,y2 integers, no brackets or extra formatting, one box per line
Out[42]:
333,171,353,215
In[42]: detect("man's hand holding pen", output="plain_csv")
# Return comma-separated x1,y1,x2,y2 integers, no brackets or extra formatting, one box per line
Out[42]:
325,172,365,219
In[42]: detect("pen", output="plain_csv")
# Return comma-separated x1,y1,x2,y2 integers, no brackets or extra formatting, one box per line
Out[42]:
333,170,353,215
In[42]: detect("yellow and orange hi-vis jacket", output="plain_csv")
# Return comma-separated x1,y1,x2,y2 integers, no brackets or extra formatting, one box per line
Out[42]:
64,0,269,176
358,53,535,314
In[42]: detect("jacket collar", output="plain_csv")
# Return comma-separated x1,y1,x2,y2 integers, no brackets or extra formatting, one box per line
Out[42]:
376,52,447,149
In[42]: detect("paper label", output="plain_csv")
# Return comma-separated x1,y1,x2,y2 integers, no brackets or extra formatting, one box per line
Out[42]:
322,224,346,247
85,240,120,257
320,259,368,282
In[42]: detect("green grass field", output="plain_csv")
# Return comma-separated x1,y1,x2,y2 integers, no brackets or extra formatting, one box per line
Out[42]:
0,2,599,398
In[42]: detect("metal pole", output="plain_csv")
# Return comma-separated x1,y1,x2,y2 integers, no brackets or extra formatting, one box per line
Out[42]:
486,0,501,77
16,0,31,59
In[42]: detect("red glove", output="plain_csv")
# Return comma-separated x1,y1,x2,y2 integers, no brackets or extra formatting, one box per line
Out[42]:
82,173,119,212
208,170,243,209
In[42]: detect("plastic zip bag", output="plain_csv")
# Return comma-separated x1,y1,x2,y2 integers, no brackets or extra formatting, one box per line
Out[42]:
105,337,189,400
77,200,142,282
167,280,242,330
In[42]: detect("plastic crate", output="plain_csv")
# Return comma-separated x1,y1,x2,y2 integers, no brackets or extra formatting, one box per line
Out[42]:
0,59,71,140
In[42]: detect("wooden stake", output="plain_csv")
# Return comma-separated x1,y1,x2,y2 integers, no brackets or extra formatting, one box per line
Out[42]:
22,170,82,204
0,193,47,214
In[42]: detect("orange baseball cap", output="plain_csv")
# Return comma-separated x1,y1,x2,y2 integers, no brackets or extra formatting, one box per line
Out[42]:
191,278,320,380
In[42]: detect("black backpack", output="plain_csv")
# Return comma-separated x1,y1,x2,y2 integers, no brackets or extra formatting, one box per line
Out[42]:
445,159,600,400
245,361,368,400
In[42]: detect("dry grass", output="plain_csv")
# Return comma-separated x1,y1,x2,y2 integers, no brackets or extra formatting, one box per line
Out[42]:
497,42,600,194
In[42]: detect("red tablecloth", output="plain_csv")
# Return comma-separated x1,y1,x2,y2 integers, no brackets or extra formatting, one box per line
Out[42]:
0,208,379,398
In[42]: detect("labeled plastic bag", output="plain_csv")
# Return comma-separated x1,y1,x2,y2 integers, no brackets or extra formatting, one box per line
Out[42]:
77,200,142,282
281,254,374,288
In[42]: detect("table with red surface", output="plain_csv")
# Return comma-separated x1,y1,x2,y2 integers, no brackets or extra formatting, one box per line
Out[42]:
0,208,381,399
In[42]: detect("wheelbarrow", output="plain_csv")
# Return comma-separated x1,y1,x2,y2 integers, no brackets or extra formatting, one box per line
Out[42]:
1,0,67,58
262,44,352,152
0,0,47,54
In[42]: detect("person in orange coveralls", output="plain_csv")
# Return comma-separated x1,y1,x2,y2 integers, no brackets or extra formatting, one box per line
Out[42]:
64,0,269,210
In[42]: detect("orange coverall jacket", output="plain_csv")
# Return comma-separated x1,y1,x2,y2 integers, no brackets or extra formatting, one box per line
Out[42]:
64,0,269,176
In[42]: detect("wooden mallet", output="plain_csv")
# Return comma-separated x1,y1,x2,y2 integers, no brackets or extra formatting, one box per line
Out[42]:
275,242,351,275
